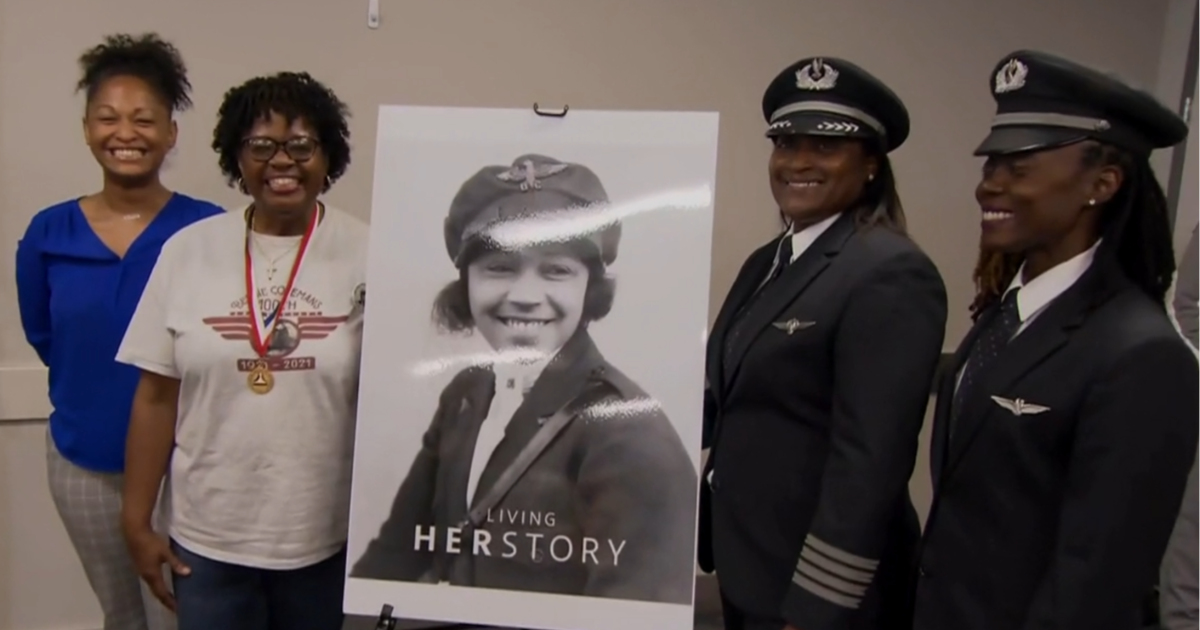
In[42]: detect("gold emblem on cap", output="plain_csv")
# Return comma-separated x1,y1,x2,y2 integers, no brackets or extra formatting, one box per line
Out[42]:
795,59,838,91
496,159,569,191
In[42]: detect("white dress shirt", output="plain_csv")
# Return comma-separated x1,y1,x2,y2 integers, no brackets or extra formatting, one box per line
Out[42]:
1004,239,1100,336
761,211,842,283
954,240,1100,390
465,357,550,506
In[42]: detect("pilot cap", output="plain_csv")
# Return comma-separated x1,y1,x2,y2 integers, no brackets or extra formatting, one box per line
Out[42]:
443,153,621,268
974,49,1189,157
761,56,911,153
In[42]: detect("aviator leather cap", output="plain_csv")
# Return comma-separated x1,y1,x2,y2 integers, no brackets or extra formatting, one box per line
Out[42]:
975,49,1189,157
761,56,911,152
443,153,620,268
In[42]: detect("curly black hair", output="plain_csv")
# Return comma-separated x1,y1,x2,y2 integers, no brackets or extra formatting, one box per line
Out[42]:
210,71,352,193
76,33,192,113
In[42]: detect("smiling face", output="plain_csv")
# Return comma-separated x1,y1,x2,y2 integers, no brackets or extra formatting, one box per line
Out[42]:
975,141,1120,267
238,112,328,219
466,245,590,352
82,75,177,183
768,134,877,228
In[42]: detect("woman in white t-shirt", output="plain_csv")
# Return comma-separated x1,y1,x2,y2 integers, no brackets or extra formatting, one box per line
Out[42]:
116,71,368,630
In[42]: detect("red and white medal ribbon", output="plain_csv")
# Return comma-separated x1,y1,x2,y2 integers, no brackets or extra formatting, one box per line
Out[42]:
244,204,321,357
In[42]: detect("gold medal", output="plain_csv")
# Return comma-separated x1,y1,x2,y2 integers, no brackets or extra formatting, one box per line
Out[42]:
247,362,275,395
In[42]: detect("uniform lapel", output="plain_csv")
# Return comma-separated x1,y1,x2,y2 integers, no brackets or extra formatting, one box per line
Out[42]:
929,314,992,483
943,277,1099,475
707,242,777,404
723,211,856,384
466,330,602,512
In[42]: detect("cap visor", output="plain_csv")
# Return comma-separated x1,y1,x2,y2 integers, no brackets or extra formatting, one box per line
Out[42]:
766,112,876,141
973,126,1088,156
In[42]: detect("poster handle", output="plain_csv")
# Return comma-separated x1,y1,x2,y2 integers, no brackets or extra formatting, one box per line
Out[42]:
532,103,569,118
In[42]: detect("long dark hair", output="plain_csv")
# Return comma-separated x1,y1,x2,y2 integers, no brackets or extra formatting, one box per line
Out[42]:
852,152,906,234
969,141,1176,318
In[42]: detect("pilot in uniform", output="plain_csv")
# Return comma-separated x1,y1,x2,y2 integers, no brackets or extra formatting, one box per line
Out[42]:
913,50,1200,630
701,57,948,630
350,153,699,606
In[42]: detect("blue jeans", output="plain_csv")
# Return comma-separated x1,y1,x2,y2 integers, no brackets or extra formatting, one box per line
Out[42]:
171,539,346,630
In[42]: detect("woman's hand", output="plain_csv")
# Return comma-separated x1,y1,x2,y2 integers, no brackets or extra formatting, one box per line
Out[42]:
123,526,190,611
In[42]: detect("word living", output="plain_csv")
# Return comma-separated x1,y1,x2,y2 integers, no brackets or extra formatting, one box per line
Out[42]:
413,510,627,566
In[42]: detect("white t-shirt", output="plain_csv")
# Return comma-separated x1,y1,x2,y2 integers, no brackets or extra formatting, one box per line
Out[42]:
116,203,368,570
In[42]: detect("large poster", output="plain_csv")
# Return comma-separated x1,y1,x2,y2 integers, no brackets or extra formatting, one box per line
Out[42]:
344,105,719,630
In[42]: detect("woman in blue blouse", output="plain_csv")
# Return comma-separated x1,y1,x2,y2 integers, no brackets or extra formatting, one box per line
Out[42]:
14,33,223,630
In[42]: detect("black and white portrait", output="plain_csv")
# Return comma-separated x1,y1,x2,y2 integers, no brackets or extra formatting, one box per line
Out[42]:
345,106,719,630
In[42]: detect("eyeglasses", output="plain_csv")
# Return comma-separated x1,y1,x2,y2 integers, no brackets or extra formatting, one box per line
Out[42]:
241,136,320,163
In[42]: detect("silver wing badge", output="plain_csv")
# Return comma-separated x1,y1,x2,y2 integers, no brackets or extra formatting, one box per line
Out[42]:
496,159,569,191
990,395,1050,416
772,319,816,335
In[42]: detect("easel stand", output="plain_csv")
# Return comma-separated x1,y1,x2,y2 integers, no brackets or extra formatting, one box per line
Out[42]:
374,604,399,630
374,604,480,630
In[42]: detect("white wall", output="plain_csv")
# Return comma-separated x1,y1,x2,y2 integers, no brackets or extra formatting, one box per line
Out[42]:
0,0,1193,628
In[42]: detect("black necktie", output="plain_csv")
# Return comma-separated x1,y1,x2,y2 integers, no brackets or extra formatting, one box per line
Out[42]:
950,288,1021,437
768,236,794,283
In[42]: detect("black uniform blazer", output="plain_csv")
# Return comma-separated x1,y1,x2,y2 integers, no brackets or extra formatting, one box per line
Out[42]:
701,211,948,630
350,330,699,606
913,270,1200,630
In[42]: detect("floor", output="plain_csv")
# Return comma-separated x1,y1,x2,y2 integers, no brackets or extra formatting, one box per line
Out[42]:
341,574,725,630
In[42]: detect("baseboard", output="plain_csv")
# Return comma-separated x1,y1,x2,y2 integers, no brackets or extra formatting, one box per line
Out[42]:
0,365,50,422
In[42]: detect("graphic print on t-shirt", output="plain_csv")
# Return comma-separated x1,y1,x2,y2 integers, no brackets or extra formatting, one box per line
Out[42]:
201,284,350,378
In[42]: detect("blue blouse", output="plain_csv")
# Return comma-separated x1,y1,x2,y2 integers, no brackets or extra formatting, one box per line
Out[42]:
15,193,225,472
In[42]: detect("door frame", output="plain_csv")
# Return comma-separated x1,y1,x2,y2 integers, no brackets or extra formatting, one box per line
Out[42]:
1166,2,1199,229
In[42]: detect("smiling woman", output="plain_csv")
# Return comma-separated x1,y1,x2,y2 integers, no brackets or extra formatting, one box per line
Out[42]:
701,56,948,630
350,153,699,606
464,245,593,351
114,71,368,630
14,32,225,630
915,50,1198,630
212,72,353,236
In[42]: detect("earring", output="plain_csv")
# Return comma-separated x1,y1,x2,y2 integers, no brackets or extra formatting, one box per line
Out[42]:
867,174,876,182
1088,198,1096,206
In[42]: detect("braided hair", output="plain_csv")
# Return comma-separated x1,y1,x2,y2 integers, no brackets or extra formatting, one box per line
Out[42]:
77,33,192,113
968,141,1176,318
211,71,351,193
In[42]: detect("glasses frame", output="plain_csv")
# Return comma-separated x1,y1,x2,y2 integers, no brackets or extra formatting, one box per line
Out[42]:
240,136,321,163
